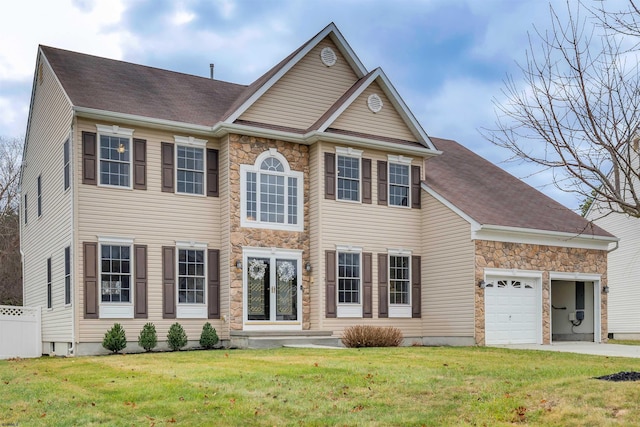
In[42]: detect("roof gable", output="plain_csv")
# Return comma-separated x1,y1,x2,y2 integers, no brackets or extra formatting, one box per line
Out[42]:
224,23,367,124
423,137,614,238
237,37,360,130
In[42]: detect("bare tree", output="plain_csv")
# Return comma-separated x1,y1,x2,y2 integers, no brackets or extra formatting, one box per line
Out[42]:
484,1,640,218
0,136,23,305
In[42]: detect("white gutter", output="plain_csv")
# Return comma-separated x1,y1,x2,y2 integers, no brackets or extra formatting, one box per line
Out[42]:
74,107,442,157
473,223,619,243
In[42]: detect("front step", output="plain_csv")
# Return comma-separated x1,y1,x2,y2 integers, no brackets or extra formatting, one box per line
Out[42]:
230,330,342,349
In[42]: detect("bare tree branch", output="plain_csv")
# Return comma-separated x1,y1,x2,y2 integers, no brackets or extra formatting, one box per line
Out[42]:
482,0,640,218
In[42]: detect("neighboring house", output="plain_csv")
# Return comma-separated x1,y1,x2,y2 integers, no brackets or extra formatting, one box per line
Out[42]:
21,23,616,356
588,167,640,339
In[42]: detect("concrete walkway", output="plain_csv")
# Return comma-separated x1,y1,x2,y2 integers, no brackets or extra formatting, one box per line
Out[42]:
497,342,640,358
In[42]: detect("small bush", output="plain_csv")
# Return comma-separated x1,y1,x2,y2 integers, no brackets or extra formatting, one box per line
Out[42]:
138,322,157,352
167,322,188,351
199,322,219,349
341,325,403,348
102,323,127,353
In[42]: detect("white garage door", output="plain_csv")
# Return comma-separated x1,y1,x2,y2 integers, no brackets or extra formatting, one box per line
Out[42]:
485,278,539,345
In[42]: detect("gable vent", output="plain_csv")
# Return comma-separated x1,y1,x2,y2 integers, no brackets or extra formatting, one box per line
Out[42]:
320,47,337,67
367,94,383,113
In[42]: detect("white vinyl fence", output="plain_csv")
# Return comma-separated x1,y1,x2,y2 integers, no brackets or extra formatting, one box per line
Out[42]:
0,305,42,359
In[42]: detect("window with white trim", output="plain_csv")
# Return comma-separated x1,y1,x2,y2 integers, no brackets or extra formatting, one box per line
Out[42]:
388,155,412,207
64,246,71,305
175,136,207,195
63,139,70,191
100,244,131,304
336,147,362,202
178,249,205,304
240,149,303,231
388,250,412,318
336,246,362,318
97,125,133,188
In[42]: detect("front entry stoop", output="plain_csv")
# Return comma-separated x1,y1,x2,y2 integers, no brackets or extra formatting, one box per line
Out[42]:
230,330,341,349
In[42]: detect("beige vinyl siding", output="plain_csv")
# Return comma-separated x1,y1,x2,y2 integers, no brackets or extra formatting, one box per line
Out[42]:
218,135,231,338
22,53,74,343
421,193,475,336
331,80,418,142
315,143,424,337
239,38,359,130
308,143,322,330
589,204,640,334
75,119,225,342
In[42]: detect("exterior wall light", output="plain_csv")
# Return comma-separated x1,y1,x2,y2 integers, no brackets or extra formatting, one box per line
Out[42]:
236,260,242,269
305,262,312,272
602,285,610,294
478,280,486,289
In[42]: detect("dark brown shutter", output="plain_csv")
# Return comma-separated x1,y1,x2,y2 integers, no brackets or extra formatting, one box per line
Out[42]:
378,253,388,318
324,152,336,200
412,255,422,318
377,160,387,205
161,142,174,192
325,250,337,318
83,242,98,318
208,249,220,319
134,245,148,318
162,246,176,318
207,149,219,197
133,138,147,190
82,132,97,185
411,165,421,209
362,158,372,204
363,252,372,318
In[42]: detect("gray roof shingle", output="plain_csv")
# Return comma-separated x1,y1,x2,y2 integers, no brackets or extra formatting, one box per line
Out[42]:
424,137,614,238
41,45,247,127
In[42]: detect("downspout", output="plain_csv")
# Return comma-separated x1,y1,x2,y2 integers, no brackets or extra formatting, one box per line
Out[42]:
607,240,619,253
69,122,76,356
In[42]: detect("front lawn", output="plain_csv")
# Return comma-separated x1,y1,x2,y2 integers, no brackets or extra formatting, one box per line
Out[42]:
2,346,640,426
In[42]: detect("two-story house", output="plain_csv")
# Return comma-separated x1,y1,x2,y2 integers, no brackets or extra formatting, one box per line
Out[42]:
21,23,616,355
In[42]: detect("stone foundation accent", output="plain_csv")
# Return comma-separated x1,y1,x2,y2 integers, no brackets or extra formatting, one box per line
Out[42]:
228,134,310,330
475,240,607,345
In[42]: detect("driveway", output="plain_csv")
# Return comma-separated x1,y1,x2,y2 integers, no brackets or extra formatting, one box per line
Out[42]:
496,342,640,358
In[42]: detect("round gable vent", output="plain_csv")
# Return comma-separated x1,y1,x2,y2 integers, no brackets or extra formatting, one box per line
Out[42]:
367,94,383,113
320,47,337,67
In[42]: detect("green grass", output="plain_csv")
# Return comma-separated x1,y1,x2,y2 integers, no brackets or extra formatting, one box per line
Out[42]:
2,347,640,426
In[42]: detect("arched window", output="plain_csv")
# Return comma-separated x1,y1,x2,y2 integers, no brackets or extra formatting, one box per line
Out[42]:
240,149,303,231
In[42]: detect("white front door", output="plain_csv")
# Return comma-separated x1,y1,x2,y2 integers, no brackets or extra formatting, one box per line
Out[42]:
485,277,540,345
243,248,302,330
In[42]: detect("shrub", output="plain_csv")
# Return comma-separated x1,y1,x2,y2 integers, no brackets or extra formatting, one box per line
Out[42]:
199,322,219,349
167,322,188,351
137,322,157,352
341,325,403,348
102,323,127,354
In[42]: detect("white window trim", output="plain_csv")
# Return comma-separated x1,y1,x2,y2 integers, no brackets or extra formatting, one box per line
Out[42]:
336,245,363,318
387,155,412,209
336,147,363,204
240,149,304,232
388,249,412,318
98,237,134,319
176,241,208,319
96,124,134,190
174,136,207,196
242,246,303,330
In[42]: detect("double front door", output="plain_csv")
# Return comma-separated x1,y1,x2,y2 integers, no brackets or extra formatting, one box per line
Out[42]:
244,249,301,326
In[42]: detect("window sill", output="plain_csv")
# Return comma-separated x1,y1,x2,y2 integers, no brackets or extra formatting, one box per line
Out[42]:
337,305,362,318
336,198,361,204
240,219,303,232
389,305,412,318
177,304,207,319
99,304,134,319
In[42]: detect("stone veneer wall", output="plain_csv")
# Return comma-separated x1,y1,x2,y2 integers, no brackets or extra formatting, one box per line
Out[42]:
227,134,310,330
475,240,608,345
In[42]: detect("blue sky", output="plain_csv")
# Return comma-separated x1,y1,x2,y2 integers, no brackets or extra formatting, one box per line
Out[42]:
0,0,613,210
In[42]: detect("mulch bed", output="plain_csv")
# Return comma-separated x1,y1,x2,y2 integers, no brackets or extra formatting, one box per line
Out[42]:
594,371,640,382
